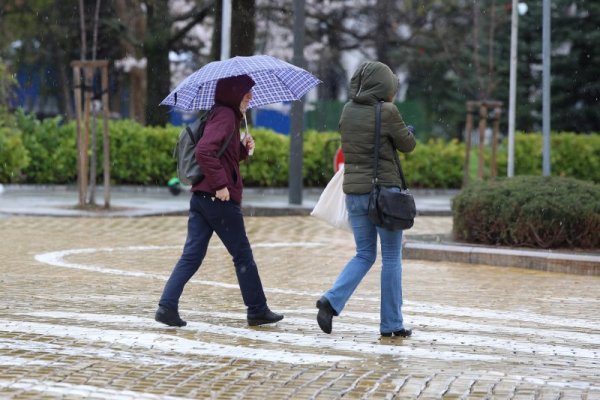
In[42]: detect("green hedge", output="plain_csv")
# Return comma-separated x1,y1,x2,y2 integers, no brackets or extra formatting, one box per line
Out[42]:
402,138,464,188
452,176,600,249
1,111,599,188
16,111,77,183
492,132,600,183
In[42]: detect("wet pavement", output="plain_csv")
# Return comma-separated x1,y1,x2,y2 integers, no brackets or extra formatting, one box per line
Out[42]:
0,184,455,217
1,206,599,398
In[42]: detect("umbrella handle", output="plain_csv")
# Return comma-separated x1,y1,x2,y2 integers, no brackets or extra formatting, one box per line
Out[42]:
243,113,254,156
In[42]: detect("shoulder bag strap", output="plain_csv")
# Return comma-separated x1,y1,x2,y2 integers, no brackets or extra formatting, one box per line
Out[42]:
373,101,409,190
372,101,383,184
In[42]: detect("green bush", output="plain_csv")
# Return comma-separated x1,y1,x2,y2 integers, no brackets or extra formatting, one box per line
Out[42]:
17,111,77,183
240,127,290,186
495,132,600,183
5,110,599,189
452,176,600,249
402,138,464,188
0,105,29,182
0,125,29,182
303,130,340,186
101,120,179,185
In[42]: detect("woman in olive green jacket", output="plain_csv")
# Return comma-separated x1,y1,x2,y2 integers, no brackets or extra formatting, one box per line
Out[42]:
317,61,416,337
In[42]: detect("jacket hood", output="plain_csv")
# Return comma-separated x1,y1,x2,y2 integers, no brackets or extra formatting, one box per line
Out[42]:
348,61,399,105
215,74,255,115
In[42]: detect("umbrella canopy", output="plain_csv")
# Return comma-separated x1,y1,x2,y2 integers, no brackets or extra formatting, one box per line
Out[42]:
161,55,321,111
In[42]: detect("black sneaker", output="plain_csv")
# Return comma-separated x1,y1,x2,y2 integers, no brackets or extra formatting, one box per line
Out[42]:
247,310,284,326
155,305,187,327
316,297,336,334
381,328,412,338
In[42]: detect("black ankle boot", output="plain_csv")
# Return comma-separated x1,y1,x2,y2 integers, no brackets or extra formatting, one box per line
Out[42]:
155,305,187,327
316,297,336,334
247,310,284,326
381,328,412,337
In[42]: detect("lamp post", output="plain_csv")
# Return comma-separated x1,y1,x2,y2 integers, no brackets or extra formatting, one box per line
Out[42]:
289,0,305,205
507,2,528,177
542,0,551,176
221,0,232,60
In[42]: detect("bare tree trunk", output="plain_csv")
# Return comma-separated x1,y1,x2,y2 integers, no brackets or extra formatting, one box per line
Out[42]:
212,0,255,60
211,0,223,61
473,1,485,100
145,0,171,126
88,0,102,205
114,0,147,124
375,0,392,67
231,0,256,56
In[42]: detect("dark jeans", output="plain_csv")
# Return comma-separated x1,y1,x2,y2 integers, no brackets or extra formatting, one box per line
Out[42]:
159,192,268,316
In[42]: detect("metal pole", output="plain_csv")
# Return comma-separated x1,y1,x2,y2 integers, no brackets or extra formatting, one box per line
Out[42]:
221,0,232,60
542,0,551,176
507,0,519,177
289,0,305,205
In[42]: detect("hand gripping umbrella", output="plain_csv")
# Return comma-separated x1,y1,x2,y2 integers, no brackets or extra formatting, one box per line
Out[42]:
161,55,321,111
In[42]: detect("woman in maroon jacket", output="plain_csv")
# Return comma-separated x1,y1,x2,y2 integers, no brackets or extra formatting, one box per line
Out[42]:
155,75,284,327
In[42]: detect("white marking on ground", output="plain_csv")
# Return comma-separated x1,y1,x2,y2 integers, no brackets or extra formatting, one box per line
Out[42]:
0,379,192,400
0,338,216,367
28,245,600,364
35,245,599,330
0,320,354,364
0,356,63,367
22,312,500,362
154,311,600,360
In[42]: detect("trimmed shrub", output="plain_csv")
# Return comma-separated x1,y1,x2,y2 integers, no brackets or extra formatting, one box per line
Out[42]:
101,120,179,185
0,125,29,182
303,130,340,186
240,127,289,187
17,111,77,183
495,132,600,183
401,138,464,188
452,176,600,249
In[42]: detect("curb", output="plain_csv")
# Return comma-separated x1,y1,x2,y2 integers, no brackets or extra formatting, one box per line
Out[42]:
404,241,600,276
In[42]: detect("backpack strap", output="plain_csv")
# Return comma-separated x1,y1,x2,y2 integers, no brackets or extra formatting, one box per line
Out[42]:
217,129,235,157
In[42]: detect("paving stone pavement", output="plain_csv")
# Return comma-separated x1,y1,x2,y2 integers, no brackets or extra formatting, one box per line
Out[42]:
1,215,599,399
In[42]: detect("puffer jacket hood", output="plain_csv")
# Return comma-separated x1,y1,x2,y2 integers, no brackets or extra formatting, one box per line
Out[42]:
349,61,399,105
340,61,416,194
215,74,255,117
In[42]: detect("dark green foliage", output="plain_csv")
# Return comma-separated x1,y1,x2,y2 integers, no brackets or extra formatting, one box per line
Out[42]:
452,176,600,249
240,127,290,187
3,112,600,189
103,120,180,185
495,133,600,183
17,110,76,183
0,125,29,182
402,138,464,188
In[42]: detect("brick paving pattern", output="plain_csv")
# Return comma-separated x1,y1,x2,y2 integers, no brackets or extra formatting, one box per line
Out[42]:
1,215,599,399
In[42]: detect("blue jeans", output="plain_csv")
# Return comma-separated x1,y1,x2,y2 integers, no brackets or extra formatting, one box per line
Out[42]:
159,192,268,316
322,190,405,334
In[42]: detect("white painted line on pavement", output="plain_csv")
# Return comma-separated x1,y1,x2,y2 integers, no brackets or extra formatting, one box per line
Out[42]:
0,379,192,400
22,312,501,362
0,338,216,368
0,320,354,365
34,245,600,331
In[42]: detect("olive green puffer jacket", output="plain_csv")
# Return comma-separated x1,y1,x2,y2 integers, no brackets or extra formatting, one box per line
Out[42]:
340,61,416,194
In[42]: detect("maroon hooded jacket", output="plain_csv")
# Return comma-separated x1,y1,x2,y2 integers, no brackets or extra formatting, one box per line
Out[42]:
192,75,255,204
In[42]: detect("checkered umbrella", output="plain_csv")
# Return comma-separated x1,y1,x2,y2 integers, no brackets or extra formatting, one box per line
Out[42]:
160,55,321,111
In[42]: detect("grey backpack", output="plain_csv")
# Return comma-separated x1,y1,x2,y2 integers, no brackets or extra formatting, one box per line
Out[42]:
174,109,234,186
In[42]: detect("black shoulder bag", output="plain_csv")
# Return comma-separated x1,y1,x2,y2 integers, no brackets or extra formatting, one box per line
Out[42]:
367,101,416,231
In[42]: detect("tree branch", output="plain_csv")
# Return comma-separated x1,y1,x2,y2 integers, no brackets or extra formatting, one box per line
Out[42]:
168,2,214,47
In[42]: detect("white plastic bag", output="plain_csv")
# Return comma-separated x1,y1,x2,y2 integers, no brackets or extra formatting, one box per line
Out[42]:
311,166,351,231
